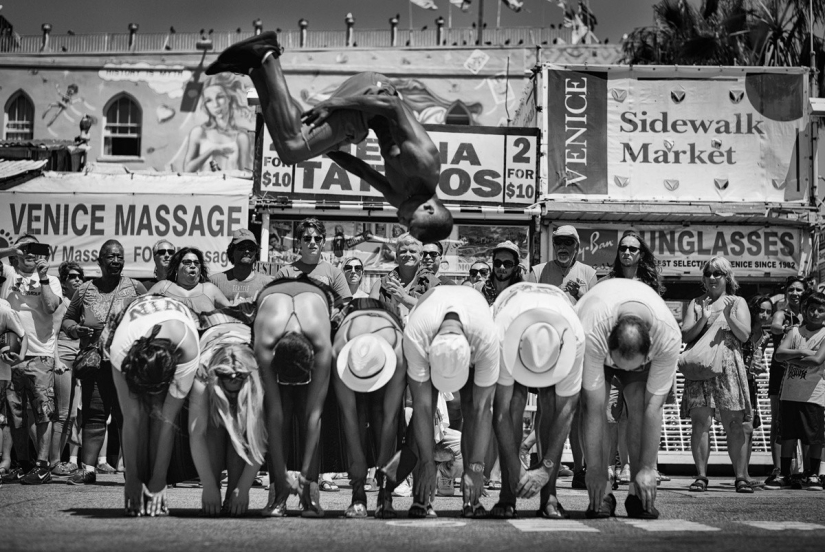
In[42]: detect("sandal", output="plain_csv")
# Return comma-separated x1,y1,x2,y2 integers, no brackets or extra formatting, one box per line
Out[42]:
625,493,660,519
345,502,368,518
735,478,755,494
299,481,325,518
374,489,397,519
585,493,616,519
490,502,518,519
688,476,708,492
537,497,569,519
409,502,429,518
487,480,502,490
319,480,340,492
461,502,487,518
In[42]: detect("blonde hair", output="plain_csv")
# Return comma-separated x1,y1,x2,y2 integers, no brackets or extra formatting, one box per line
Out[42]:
206,343,267,465
702,256,739,295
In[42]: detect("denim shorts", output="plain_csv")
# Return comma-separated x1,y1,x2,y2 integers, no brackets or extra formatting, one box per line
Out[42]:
7,356,56,427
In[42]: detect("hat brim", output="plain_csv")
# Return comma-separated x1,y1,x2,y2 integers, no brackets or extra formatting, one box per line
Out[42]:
430,366,470,394
336,335,397,393
503,308,576,388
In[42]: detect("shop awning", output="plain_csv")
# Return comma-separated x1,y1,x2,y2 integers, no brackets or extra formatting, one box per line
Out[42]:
257,199,541,221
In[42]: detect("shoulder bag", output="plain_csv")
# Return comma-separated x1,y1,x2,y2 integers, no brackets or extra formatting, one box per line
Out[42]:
73,278,122,380
677,302,729,381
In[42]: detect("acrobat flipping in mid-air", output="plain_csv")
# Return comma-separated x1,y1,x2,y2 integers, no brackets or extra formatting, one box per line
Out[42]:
206,31,452,242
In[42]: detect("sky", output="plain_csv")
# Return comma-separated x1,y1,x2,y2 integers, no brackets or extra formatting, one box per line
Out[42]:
1,0,654,43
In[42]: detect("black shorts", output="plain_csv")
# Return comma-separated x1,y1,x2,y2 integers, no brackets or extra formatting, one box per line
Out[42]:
604,363,651,388
779,400,825,445
768,363,785,396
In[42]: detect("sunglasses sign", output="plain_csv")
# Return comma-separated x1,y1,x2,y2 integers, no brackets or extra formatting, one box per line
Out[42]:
542,66,810,203
257,125,539,206
568,225,804,279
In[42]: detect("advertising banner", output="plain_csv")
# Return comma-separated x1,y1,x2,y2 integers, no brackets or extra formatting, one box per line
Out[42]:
0,182,249,278
544,66,809,202
258,125,539,206
555,224,804,279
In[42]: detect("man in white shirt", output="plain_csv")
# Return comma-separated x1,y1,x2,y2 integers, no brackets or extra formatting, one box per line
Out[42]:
403,285,498,518
0,235,62,485
576,279,681,519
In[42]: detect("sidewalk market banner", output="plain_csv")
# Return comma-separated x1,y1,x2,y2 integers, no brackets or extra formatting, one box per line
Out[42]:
544,65,810,202
257,125,540,206
0,172,251,278
557,224,805,279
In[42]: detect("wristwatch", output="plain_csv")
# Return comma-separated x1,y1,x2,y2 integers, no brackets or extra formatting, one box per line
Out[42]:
468,461,485,473
541,458,554,471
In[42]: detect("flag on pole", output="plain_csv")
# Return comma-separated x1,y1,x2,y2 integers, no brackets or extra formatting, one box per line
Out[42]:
578,1,597,29
556,1,577,28
502,0,524,12
410,0,438,10
450,0,472,12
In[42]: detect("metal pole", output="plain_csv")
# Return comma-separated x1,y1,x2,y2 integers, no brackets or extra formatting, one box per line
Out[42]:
477,0,484,45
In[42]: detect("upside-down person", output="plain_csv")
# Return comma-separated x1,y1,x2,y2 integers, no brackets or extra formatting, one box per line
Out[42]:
206,32,453,242
102,295,201,517
403,286,498,518
189,308,265,517
253,277,333,518
332,298,407,518
491,283,585,519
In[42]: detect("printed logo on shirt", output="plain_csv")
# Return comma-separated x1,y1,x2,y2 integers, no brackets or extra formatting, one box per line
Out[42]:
128,296,195,322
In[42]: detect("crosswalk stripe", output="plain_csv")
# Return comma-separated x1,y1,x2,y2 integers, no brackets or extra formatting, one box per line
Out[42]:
508,520,599,532
621,519,720,532
739,521,825,531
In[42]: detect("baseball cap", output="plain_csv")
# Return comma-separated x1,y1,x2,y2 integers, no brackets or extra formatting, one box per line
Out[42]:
428,332,471,393
552,225,579,242
230,228,258,247
491,241,521,259
337,334,397,393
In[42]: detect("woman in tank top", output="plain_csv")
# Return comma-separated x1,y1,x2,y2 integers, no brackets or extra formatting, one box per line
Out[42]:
147,247,230,314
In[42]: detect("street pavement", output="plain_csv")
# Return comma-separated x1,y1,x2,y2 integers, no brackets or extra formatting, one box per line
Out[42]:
2,474,825,552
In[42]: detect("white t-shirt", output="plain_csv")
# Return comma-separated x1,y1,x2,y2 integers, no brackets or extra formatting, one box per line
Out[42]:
403,286,499,388
108,296,200,399
492,283,584,395
1,265,62,357
780,325,825,406
575,278,681,396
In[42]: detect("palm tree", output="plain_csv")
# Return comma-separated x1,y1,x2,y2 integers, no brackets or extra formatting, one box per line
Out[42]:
622,0,823,78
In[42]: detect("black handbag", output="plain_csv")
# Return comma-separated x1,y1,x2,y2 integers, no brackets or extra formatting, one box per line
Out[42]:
72,278,122,380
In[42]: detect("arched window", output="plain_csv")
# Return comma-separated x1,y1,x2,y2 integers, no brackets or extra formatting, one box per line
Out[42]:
103,94,141,157
445,102,472,126
4,91,34,141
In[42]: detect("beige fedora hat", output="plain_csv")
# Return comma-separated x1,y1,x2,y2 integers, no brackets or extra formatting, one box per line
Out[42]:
503,307,576,388
337,334,397,393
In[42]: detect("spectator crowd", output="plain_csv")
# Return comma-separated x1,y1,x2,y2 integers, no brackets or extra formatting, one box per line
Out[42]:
0,218,823,520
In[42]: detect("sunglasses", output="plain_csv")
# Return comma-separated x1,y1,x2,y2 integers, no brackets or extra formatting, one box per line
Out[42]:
421,251,440,259
493,259,516,269
154,248,175,256
66,273,83,280
703,270,725,279
619,245,640,253
180,259,201,267
343,265,363,273
217,372,250,383
302,235,324,244
469,268,489,277
553,238,577,247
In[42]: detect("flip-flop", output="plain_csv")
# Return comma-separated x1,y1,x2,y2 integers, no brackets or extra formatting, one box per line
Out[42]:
625,493,660,519
585,493,617,519
688,476,709,492
319,480,340,492
537,499,569,519
490,502,518,519
345,502,368,518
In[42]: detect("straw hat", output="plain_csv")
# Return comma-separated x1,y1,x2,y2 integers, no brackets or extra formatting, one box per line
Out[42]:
337,334,397,393
503,307,577,388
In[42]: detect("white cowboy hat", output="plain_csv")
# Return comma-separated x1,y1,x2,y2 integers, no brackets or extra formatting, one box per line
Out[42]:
429,332,471,393
503,307,576,388
337,334,397,393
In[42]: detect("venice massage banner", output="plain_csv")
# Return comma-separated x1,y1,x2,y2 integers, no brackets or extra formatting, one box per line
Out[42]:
544,65,810,202
258,125,539,206
559,224,805,279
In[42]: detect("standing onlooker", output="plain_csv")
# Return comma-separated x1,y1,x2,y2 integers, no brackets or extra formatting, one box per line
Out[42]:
62,240,147,486
0,235,62,485
462,261,490,287
743,294,774,483
370,233,436,323
764,276,806,487
421,242,453,286
342,257,369,299
476,241,524,306
529,225,597,489
529,225,598,305
276,218,351,311
0,298,28,480
681,257,753,493
50,261,85,476
140,240,176,289
773,291,825,491
148,248,229,314
210,229,273,304
607,231,663,294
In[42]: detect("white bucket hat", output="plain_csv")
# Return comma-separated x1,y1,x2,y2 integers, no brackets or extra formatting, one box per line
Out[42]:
337,334,397,393
503,307,576,388
429,332,471,393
